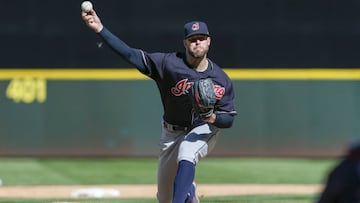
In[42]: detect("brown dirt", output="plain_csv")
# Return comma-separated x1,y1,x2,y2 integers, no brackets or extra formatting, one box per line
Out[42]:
0,184,323,199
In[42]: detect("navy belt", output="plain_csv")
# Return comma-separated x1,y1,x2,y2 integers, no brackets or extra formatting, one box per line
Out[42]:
163,121,188,131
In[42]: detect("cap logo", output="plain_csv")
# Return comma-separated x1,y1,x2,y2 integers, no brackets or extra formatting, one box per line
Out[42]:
192,22,200,31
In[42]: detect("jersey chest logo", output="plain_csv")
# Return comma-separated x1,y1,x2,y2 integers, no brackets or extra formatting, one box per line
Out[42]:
171,79,193,96
171,79,226,99
214,85,225,99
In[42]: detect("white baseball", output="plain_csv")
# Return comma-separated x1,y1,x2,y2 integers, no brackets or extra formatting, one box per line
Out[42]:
81,1,93,13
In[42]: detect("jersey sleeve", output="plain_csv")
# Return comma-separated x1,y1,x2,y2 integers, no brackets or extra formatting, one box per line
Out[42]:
140,51,168,80
98,27,146,72
98,27,167,79
214,74,237,116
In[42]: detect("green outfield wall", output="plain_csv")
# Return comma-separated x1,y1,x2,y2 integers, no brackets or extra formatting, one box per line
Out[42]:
0,69,359,157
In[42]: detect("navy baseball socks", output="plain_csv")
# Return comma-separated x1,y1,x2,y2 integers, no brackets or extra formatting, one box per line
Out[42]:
186,182,199,203
172,160,195,203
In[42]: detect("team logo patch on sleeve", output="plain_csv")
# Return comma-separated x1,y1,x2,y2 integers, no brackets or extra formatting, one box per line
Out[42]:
171,79,193,96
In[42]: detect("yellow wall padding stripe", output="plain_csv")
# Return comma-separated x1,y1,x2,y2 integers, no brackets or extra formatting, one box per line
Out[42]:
225,69,360,80
1,69,360,80
0,69,148,80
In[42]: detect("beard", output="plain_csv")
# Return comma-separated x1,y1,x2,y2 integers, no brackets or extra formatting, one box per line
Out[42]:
188,46,208,58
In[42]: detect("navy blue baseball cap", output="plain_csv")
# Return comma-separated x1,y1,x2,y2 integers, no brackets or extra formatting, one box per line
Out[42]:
184,21,210,39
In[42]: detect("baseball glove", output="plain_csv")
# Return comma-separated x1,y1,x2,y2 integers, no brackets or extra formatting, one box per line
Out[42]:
190,78,217,119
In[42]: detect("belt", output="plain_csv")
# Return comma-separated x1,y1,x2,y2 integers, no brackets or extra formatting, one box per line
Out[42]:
163,121,188,131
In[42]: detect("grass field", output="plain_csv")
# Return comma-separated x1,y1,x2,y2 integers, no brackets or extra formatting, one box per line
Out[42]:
0,157,339,202
0,195,315,203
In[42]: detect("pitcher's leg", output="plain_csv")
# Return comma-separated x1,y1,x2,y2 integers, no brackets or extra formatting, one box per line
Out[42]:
157,154,178,203
172,124,219,203
172,160,195,203
157,126,185,203
178,124,219,163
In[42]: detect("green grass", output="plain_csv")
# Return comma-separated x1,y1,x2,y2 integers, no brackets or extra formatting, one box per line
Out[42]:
0,198,156,203
0,157,337,202
196,157,336,184
0,195,318,203
0,157,337,185
0,158,158,185
203,194,317,203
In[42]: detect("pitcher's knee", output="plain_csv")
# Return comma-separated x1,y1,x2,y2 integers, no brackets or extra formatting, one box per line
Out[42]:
178,141,208,164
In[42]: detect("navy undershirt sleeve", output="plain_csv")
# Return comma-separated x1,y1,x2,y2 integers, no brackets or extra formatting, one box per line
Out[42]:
213,113,234,128
98,27,148,73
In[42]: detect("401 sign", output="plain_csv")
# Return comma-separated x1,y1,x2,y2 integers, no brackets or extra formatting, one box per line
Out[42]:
6,78,47,103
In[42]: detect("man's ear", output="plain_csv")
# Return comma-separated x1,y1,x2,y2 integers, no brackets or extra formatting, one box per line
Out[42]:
183,39,187,48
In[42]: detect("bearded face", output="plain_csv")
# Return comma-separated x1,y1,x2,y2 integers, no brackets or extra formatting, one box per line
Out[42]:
184,35,210,59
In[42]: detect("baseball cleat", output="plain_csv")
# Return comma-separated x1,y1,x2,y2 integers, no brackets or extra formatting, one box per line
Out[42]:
192,182,200,203
186,182,200,203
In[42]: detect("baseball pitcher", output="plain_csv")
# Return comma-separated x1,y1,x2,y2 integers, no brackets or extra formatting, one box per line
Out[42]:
81,4,237,203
